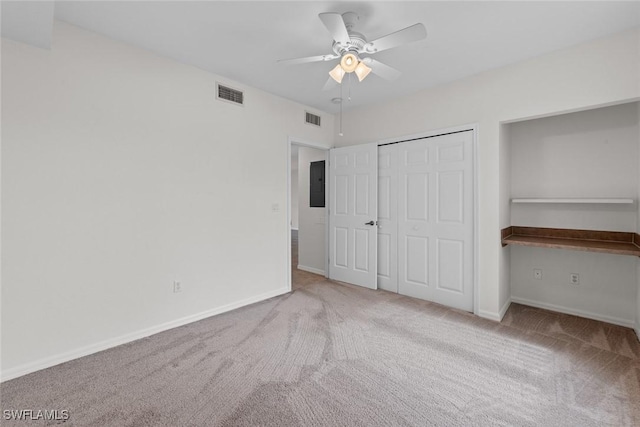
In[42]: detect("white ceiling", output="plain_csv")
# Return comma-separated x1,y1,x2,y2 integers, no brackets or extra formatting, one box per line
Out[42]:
5,2,640,114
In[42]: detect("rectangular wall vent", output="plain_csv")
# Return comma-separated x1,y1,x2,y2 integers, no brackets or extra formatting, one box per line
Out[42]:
217,83,244,105
305,112,321,127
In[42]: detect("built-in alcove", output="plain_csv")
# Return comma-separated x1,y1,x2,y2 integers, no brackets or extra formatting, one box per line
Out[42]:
500,101,640,327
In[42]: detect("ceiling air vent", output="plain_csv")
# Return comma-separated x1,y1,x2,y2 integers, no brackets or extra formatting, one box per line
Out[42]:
305,112,321,127
216,83,244,105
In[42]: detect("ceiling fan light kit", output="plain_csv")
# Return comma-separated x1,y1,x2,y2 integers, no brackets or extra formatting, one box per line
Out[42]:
340,53,359,72
330,52,372,83
277,11,427,137
329,64,346,83
354,61,371,82
330,52,371,83
278,11,427,89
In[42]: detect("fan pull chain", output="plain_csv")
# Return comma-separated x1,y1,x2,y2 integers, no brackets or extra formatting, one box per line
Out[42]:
339,79,343,137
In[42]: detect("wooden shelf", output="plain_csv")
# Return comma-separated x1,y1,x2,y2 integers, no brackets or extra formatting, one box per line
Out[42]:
511,198,634,204
501,226,640,257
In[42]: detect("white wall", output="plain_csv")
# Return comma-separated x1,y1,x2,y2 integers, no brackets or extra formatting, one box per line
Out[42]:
335,28,640,320
511,246,637,326
290,147,299,230
296,146,326,274
1,22,334,379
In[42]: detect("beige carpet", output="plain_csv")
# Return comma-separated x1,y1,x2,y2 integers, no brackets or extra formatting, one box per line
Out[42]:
1,235,639,425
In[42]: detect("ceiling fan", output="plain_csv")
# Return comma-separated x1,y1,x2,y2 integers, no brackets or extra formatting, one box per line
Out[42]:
278,12,427,90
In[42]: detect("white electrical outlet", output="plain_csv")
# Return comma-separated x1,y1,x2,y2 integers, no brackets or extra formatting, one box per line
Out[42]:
534,269,542,280
569,273,579,285
173,281,182,293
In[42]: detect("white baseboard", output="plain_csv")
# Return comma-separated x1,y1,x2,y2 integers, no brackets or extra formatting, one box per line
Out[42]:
635,326,640,342
498,298,512,321
477,299,511,322
1,286,290,383
297,265,325,276
476,310,501,322
510,296,635,328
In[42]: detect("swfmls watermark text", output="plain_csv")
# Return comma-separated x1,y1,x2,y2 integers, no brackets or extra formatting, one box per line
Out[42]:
3,409,69,421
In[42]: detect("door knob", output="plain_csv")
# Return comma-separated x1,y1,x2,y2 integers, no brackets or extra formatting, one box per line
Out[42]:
365,220,375,226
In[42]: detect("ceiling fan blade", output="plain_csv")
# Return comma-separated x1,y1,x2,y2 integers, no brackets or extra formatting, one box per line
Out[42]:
364,23,427,53
277,54,339,65
322,77,338,91
361,58,401,80
318,12,351,45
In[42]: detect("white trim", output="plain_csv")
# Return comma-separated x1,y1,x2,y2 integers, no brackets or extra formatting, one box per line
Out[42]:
1,287,289,383
287,139,293,293
511,198,633,204
375,123,478,146
324,155,330,279
477,298,512,322
499,298,512,320
297,265,325,276
510,296,635,328
287,140,292,293
477,310,503,322
471,124,480,317
500,97,640,125
635,326,640,342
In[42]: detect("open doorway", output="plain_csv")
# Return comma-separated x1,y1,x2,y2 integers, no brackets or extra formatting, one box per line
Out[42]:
288,141,329,291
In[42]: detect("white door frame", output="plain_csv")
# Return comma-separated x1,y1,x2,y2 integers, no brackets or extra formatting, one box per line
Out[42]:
376,123,480,315
286,137,330,292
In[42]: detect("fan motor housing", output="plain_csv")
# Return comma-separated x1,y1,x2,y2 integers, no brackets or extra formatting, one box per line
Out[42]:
332,32,367,56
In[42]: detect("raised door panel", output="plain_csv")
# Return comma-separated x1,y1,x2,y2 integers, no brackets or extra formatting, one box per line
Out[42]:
355,174,370,216
377,233,392,278
436,238,464,293
405,173,430,222
405,236,429,287
334,227,349,268
437,171,464,224
354,229,370,272
334,174,350,215
378,175,392,220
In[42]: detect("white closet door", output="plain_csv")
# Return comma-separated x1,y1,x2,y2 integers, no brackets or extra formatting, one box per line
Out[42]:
377,145,398,292
328,143,378,289
397,131,474,311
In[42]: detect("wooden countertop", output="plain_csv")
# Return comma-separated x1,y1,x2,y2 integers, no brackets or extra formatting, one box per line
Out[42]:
501,226,640,257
